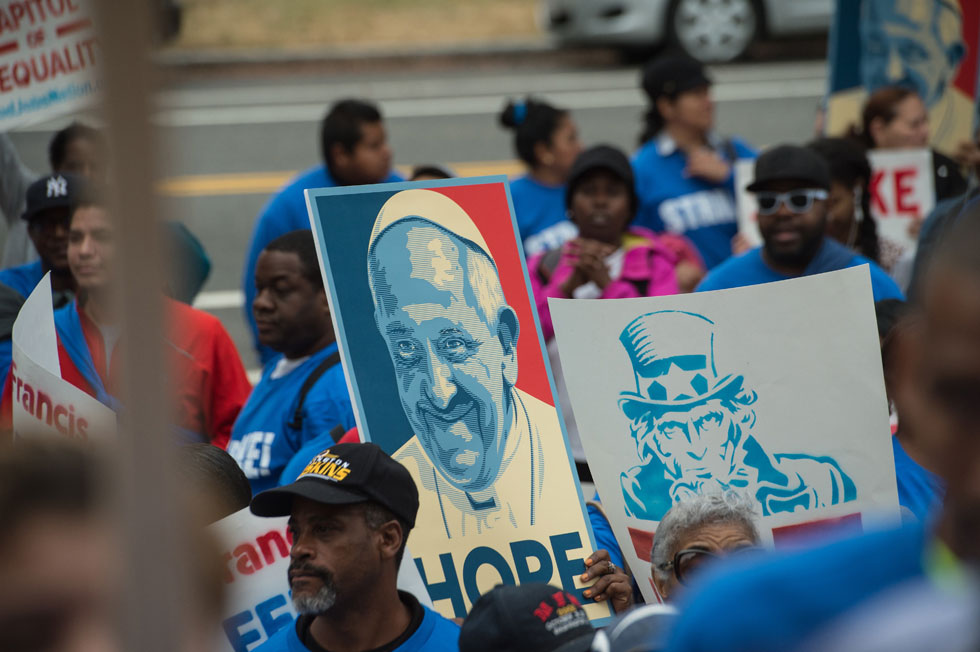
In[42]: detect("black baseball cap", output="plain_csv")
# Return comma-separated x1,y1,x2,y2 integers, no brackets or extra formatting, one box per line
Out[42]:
641,54,711,102
746,145,831,192
250,442,419,527
459,583,596,652
565,144,637,209
22,173,80,222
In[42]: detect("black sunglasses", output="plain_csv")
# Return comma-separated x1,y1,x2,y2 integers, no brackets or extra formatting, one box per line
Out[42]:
659,546,762,585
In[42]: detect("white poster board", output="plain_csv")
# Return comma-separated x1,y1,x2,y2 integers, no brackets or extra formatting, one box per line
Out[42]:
735,149,934,252
11,273,114,440
213,508,434,652
866,148,934,249
550,267,900,604
0,0,101,130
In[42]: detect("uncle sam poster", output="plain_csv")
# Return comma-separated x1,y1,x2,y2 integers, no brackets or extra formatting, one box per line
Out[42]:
550,267,901,605
306,177,610,621
825,0,980,155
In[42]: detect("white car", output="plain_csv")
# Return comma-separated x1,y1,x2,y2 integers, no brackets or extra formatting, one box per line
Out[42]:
543,0,832,63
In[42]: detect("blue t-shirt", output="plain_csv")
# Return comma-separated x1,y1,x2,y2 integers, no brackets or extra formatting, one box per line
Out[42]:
254,601,460,652
892,435,944,522
242,164,403,364
0,259,44,299
696,238,905,302
632,134,757,269
509,174,575,255
587,493,625,570
228,343,355,494
665,522,928,652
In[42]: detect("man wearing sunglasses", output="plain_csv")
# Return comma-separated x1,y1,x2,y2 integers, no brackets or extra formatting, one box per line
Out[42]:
696,145,904,302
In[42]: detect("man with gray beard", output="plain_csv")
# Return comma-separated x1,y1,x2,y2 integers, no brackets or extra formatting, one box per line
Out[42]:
249,442,460,652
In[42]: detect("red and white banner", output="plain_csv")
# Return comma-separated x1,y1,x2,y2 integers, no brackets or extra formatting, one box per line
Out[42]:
0,0,100,130
867,148,935,249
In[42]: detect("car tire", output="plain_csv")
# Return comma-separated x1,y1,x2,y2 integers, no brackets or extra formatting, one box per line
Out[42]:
666,0,762,63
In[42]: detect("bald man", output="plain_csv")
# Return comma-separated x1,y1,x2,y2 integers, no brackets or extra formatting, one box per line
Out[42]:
367,189,563,539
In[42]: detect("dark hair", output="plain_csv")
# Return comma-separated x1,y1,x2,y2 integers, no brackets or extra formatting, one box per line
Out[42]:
320,99,383,177
264,229,323,290
499,97,569,168
176,444,252,522
409,164,454,181
362,501,411,567
849,86,918,149
48,122,104,171
807,137,880,263
69,180,106,225
0,441,98,548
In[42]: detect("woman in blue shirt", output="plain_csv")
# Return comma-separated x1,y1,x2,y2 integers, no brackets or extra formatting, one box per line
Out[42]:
499,97,583,256
633,54,756,269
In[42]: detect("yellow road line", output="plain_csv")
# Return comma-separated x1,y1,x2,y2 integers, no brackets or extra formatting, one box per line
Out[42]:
156,160,525,197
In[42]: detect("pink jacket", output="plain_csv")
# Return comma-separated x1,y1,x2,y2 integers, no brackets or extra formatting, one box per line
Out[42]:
529,227,692,341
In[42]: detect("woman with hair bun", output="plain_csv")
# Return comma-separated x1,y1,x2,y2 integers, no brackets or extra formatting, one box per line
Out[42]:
499,97,582,256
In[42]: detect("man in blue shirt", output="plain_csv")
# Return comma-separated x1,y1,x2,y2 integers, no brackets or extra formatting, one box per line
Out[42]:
697,144,904,302
0,173,80,384
229,230,355,494
665,204,980,652
250,442,461,652
242,99,403,364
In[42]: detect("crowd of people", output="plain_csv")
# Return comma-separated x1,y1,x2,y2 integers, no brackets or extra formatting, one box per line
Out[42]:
0,47,978,652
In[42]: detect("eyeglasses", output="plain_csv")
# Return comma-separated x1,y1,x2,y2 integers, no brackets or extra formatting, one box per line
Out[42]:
755,189,827,215
658,546,762,585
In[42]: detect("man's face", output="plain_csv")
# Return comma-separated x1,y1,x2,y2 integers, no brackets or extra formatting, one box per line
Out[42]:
57,137,105,182
286,499,380,615
632,398,741,495
253,249,331,359
860,0,965,107
901,264,980,560
755,179,828,270
27,208,71,271
334,121,393,185
371,223,516,494
67,206,114,292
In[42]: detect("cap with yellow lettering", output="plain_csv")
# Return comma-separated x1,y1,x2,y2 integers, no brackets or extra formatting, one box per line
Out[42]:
249,442,419,527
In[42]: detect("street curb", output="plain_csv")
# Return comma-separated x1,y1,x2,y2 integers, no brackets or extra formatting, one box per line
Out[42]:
155,38,619,75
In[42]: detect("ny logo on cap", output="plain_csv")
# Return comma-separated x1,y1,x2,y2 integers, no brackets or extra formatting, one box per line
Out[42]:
46,176,68,198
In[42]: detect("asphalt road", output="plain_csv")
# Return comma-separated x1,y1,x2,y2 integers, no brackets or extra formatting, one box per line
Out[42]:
6,58,827,374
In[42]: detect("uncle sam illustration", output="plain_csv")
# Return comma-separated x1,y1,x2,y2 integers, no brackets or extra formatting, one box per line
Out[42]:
367,189,565,538
618,310,857,520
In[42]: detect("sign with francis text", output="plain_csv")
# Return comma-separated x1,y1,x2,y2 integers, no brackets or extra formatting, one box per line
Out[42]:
549,267,901,605
735,149,934,250
11,273,114,440
826,0,980,156
305,177,611,622
0,0,101,130
212,508,434,652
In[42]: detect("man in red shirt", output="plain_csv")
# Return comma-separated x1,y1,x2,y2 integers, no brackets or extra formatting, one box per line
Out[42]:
2,184,251,445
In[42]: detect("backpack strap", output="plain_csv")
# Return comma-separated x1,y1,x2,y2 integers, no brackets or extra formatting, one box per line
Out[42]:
287,350,342,432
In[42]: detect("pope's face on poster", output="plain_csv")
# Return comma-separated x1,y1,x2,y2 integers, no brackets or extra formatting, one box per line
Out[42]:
368,190,520,495
860,0,965,107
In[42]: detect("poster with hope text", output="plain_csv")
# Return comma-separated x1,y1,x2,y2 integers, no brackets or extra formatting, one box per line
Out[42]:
305,177,610,621
550,267,901,605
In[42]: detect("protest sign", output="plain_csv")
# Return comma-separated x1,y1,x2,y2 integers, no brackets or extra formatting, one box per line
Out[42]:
550,267,901,605
867,148,935,248
305,177,611,621
0,0,101,130
734,148,934,251
11,273,114,440
212,507,435,652
825,0,979,156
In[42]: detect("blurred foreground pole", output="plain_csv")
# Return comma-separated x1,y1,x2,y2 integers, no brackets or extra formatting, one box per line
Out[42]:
92,0,187,650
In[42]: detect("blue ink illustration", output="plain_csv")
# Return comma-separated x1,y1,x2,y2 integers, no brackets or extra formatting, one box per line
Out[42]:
366,188,559,538
860,0,965,108
617,310,857,520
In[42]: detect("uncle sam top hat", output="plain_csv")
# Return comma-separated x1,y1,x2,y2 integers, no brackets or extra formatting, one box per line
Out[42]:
618,310,743,421
367,188,497,268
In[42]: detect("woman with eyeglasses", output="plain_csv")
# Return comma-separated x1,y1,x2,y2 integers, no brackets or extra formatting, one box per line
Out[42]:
651,492,762,602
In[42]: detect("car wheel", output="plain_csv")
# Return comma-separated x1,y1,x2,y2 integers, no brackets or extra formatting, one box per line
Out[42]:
666,0,760,63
